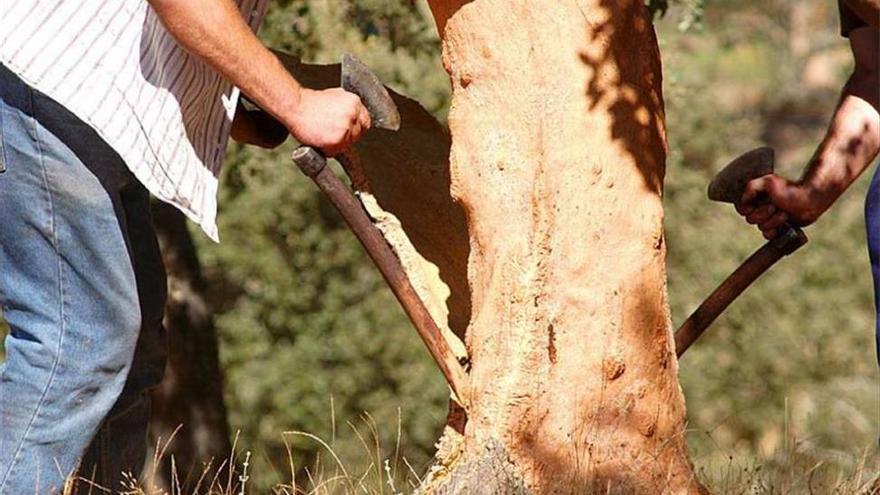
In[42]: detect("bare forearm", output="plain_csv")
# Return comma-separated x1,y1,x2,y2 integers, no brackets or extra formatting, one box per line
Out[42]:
147,0,304,132
800,89,880,209
737,28,879,237
800,32,880,213
148,0,370,155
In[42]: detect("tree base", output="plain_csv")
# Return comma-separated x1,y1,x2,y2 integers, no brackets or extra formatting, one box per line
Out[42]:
420,437,530,495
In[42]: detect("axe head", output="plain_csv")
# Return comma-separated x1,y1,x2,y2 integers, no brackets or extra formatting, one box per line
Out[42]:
707,147,775,204
341,54,401,132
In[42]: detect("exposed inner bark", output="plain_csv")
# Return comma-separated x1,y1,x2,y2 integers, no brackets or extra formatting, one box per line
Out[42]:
275,3,704,484
417,0,703,492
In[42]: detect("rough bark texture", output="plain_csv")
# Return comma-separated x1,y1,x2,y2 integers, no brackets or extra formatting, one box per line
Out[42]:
275,13,703,488
417,1,704,493
428,438,530,495
149,201,232,488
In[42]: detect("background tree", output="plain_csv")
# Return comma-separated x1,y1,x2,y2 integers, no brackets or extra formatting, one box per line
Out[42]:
148,200,232,489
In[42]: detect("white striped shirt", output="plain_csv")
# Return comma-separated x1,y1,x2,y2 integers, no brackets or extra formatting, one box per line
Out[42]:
0,0,269,241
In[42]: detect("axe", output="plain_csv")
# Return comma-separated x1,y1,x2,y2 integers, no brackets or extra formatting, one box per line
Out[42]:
290,55,470,403
674,147,808,357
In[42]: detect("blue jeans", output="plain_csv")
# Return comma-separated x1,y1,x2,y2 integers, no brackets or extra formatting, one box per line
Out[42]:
865,164,880,366
0,65,167,493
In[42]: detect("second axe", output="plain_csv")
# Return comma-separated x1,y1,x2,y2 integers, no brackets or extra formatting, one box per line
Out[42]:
675,147,808,357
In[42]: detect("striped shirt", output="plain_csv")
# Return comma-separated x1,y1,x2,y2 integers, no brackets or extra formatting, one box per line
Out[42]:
0,0,269,241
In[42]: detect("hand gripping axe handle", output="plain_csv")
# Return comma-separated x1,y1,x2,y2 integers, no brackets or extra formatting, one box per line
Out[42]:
674,147,808,357
290,54,470,404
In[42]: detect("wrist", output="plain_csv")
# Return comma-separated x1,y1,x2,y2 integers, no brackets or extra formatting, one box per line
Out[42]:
794,178,835,223
277,87,311,137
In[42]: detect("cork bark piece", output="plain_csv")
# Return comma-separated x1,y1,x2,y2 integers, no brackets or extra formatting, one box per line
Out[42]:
275,53,471,362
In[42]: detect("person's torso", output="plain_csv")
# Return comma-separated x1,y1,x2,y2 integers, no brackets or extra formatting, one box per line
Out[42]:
0,0,269,240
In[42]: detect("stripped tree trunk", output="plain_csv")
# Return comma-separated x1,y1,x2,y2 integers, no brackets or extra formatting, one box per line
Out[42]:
149,201,232,489
414,1,704,492
274,7,703,485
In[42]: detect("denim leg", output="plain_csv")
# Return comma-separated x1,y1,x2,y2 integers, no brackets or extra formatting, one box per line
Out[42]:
0,66,167,494
865,163,880,367
80,183,168,491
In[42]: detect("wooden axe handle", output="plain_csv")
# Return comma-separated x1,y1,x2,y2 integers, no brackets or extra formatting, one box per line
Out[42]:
675,225,807,357
292,147,471,405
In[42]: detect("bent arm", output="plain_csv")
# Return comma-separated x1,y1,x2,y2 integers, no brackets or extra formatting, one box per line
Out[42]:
147,0,309,139
797,27,880,221
148,0,370,154
739,27,879,237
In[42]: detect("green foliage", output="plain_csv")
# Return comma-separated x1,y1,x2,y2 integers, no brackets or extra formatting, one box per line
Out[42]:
194,2,452,490
648,0,705,30
203,143,449,491
0,0,875,491
206,1,876,489
657,1,879,482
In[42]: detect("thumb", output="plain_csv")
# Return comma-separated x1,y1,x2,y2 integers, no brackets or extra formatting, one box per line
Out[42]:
743,175,806,215
741,175,773,205
761,175,805,213
358,104,372,131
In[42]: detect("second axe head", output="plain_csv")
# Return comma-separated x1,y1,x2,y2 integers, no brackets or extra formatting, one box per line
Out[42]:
707,147,775,204
706,146,806,255
674,147,807,358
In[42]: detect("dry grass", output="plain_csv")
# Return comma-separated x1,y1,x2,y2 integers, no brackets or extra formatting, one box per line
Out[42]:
696,451,879,495
75,442,878,494
66,415,879,495
688,405,880,495
68,412,420,495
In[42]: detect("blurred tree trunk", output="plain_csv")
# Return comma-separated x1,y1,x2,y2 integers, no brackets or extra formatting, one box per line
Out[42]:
788,1,810,59
149,201,231,488
413,1,705,493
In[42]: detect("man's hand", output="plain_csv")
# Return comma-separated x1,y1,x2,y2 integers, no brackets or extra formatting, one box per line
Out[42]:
289,89,372,157
735,26,879,240
736,176,825,239
231,89,371,155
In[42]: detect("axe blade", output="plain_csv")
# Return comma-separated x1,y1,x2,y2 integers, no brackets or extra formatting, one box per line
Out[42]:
676,145,809,359
708,147,775,204
341,54,401,131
